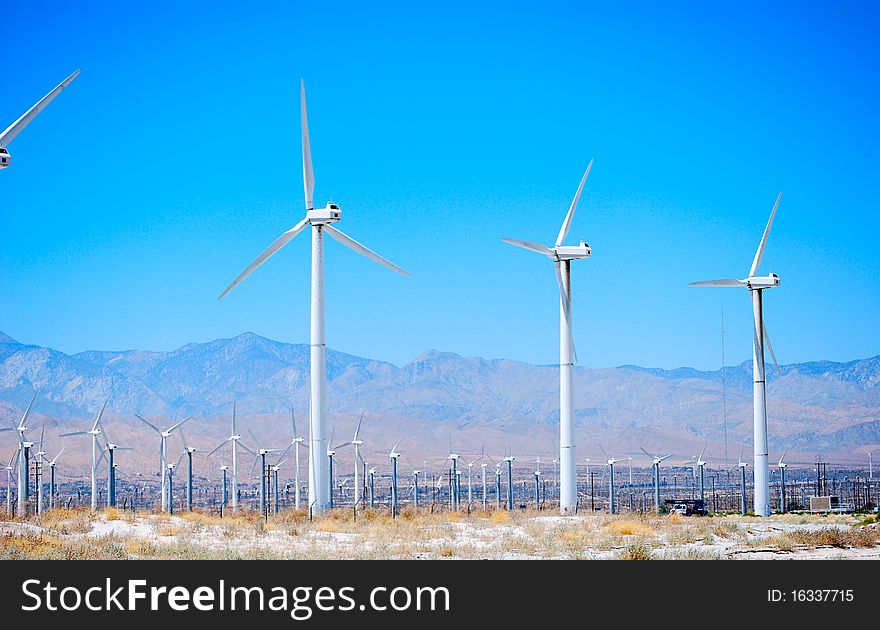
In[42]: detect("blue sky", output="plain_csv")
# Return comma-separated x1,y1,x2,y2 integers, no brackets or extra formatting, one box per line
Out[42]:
2,1,879,370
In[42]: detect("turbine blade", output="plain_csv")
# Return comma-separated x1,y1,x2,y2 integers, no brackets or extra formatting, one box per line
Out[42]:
659,454,674,462
248,428,260,450
59,431,89,437
555,160,593,247
232,401,237,434
166,416,192,434
353,411,364,442
51,448,64,464
207,440,227,457
0,69,81,147
763,324,781,375
500,238,553,257
749,192,782,277
639,446,653,459
238,442,257,456
390,438,401,455
333,442,352,451
175,450,185,470
689,279,745,287
323,225,411,277
18,393,37,430
778,449,788,465
301,79,315,211
91,398,107,431
134,414,161,434
290,406,297,438
218,219,310,300
698,445,706,461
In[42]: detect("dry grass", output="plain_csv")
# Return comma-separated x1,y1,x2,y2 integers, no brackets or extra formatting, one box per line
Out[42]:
605,519,654,536
1,506,877,560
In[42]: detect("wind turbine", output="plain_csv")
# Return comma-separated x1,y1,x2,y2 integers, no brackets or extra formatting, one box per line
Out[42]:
5,450,18,516
0,69,80,169
690,445,708,503
333,412,365,510
60,398,109,511
277,407,307,510
641,446,674,514
599,444,619,514
6,395,36,514
736,447,749,516
690,192,783,516
502,160,593,514
34,428,47,514
868,451,873,480
248,429,280,516
447,452,460,511
104,440,132,509
134,413,192,512
217,80,410,516
504,455,516,511
176,427,198,512
389,439,401,517
412,469,422,509
533,457,542,509
326,427,337,509
777,449,788,514
207,403,243,510
47,449,63,510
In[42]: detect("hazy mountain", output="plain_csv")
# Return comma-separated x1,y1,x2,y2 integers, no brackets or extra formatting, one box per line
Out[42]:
0,331,878,462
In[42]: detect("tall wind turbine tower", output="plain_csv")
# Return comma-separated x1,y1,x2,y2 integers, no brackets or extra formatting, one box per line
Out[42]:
502,160,594,514
690,193,783,516
218,81,410,515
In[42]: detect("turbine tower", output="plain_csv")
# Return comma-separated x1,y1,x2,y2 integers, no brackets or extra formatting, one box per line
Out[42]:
690,192,783,517
0,69,80,169
502,160,593,514
218,80,410,515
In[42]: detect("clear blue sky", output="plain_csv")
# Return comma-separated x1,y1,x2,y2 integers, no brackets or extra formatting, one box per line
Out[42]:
2,1,879,370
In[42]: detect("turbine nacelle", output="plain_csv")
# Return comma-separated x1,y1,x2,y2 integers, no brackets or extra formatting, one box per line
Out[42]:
0,147,9,169
745,274,780,290
552,242,591,261
306,203,342,226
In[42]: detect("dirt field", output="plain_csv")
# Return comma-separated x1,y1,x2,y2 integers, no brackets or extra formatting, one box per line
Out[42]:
1,508,878,560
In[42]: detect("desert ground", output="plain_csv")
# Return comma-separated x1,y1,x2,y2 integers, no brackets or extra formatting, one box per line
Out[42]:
1,507,879,560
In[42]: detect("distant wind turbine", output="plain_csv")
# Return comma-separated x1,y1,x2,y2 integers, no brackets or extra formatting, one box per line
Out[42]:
134,413,192,512
60,398,109,511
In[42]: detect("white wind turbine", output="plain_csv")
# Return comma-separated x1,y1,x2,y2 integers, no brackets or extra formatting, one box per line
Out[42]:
277,407,307,510
218,80,410,515
1,69,80,170
332,411,365,510
134,413,192,512
60,398,109,511
4,395,36,514
502,160,594,514
690,193,783,516
640,446,674,514
777,449,788,514
4,450,18,516
207,402,244,510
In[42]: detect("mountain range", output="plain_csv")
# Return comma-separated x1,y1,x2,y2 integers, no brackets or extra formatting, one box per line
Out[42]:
0,331,877,471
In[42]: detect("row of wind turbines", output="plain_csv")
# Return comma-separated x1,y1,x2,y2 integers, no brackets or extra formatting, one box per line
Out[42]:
5,70,788,518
